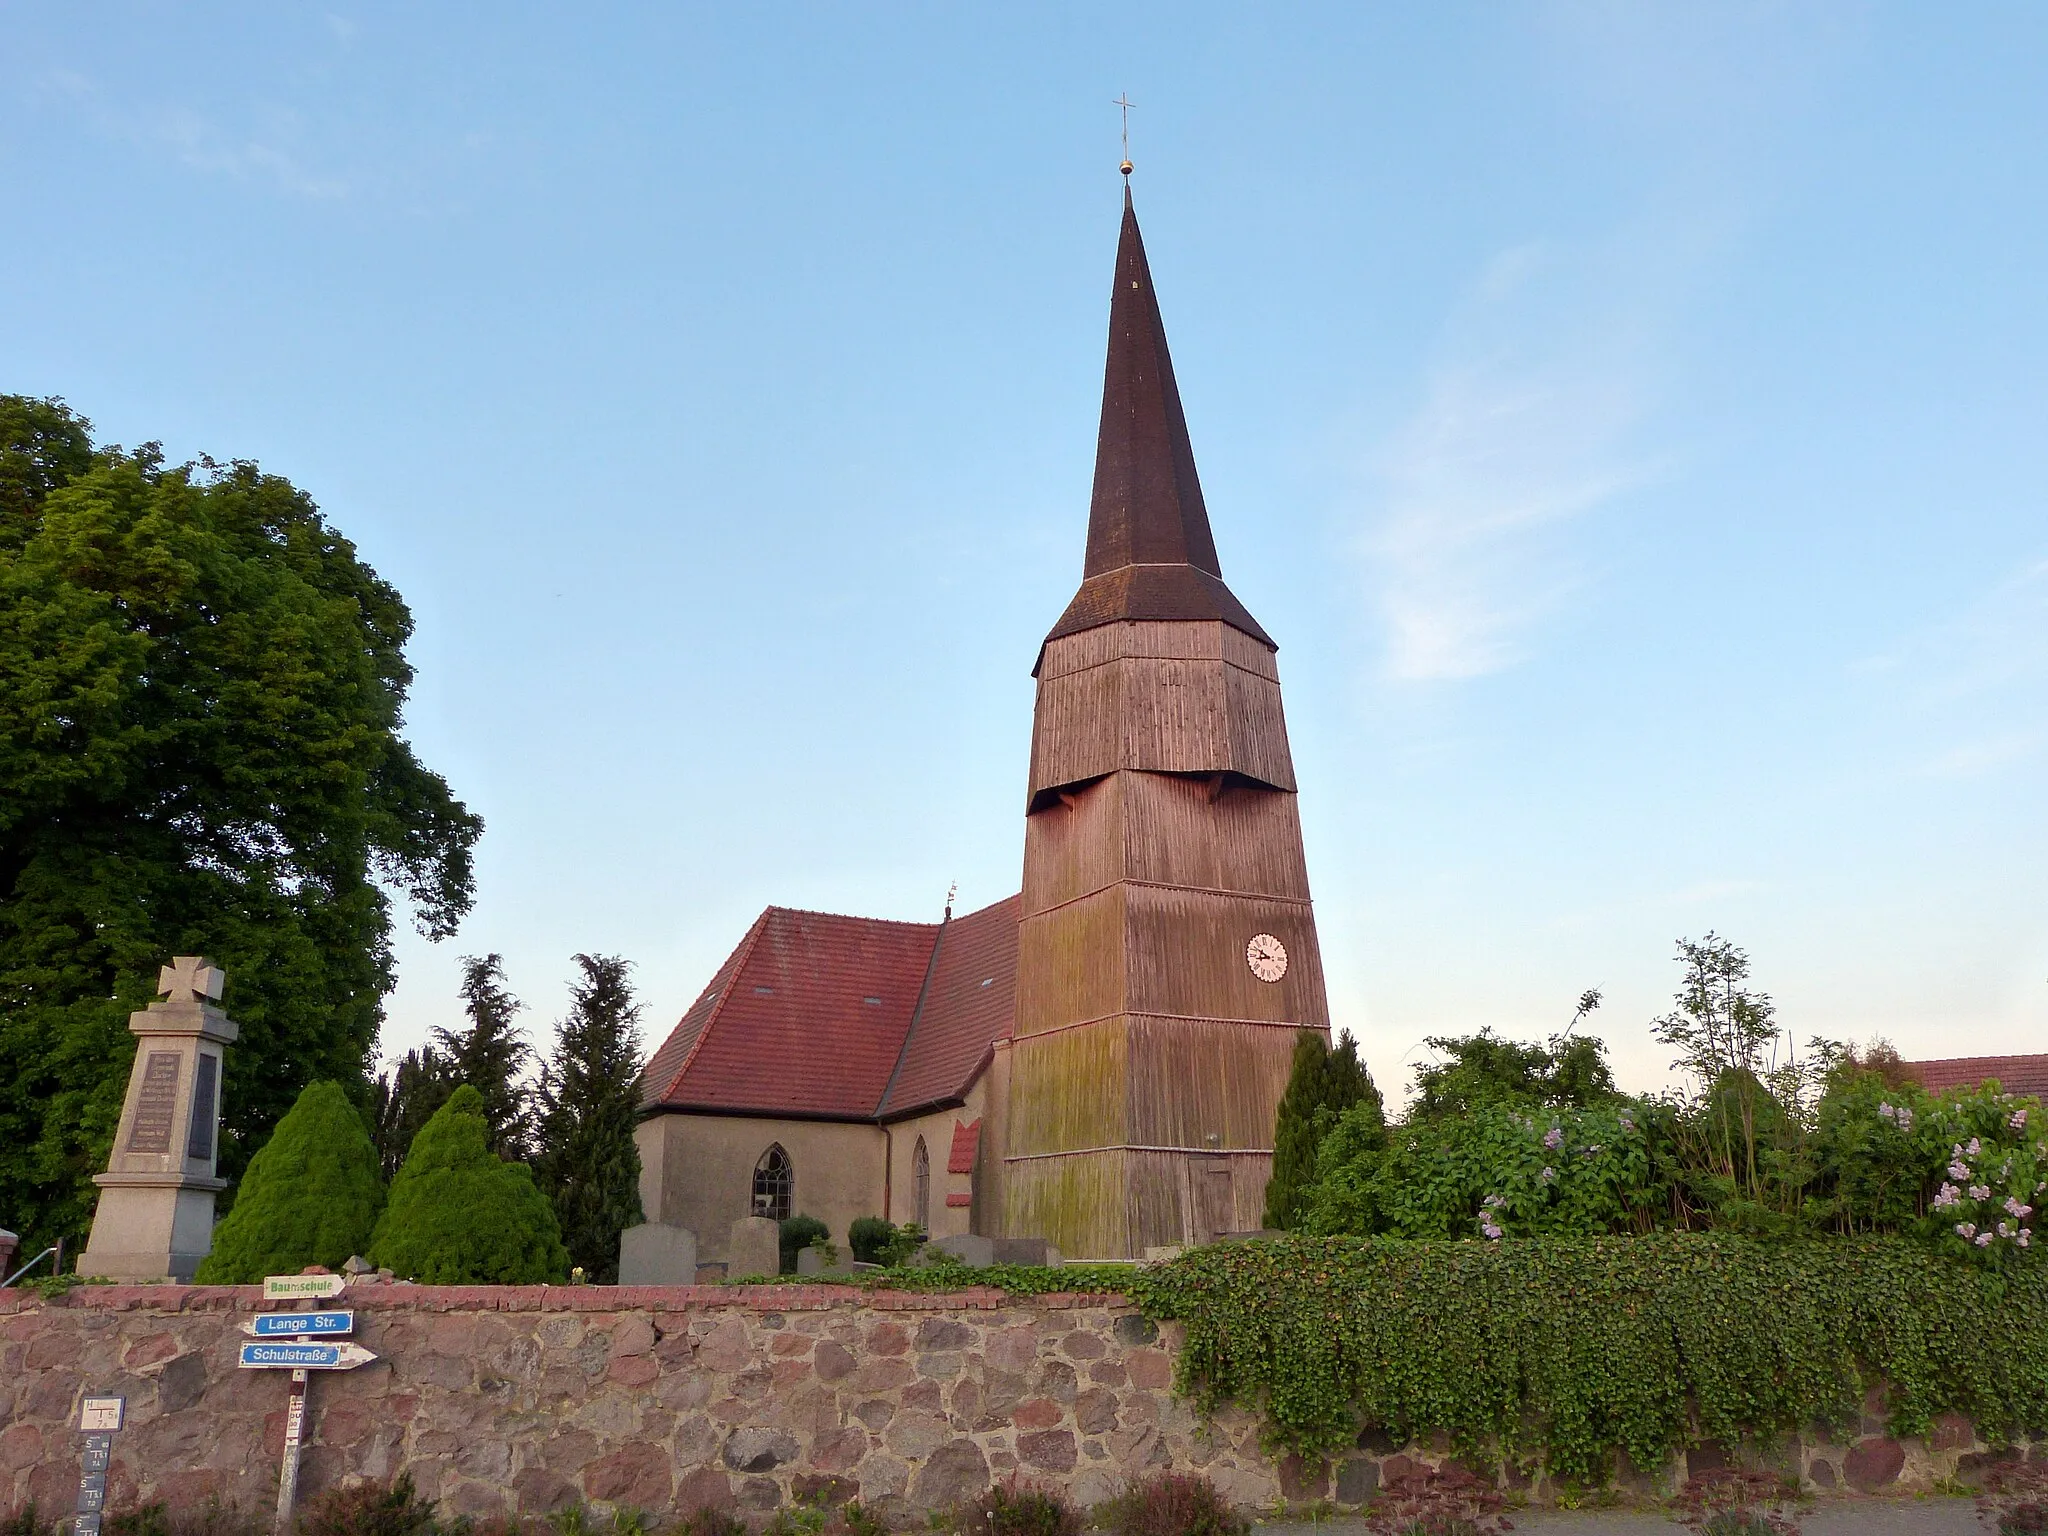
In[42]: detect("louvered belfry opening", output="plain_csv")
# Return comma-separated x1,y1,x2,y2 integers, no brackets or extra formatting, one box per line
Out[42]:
1003,186,1332,1259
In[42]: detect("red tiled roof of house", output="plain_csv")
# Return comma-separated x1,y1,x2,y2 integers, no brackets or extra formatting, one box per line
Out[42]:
947,1119,982,1175
641,896,1020,1122
1905,1054,2048,1101
876,897,1020,1118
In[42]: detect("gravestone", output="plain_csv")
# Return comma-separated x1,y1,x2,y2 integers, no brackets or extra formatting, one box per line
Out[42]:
923,1233,996,1267
618,1221,697,1284
78,958,238,1282
727,1215,780,1279
795,1244,854,1276
993,1236,1063,1267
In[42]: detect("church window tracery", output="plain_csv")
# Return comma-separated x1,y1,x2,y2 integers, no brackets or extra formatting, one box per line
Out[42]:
752,1143,792,1221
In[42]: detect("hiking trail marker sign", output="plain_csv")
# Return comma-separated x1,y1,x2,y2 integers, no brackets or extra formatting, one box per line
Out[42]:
73,1396,123,1536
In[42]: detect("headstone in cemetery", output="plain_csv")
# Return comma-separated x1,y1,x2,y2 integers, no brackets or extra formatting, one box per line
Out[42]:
992,1236,1063,1267
79,958,238,1282
618,1221,697,1284
795,1243,854,1276
924,1233,996,1267
727,1215,780,1279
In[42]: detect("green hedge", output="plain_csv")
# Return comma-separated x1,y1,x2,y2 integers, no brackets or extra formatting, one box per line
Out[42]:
1129,1234,2048,1481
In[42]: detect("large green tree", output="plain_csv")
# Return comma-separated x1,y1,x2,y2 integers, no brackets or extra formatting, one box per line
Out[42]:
533,953,646,1282
370,1044,456,1182
0,396,482,1255
433,953,531,1158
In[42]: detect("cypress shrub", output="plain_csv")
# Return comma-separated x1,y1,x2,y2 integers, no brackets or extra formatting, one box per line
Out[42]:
1264,1030,1381,1231
194,1081,383,1283
367,1085,569,1283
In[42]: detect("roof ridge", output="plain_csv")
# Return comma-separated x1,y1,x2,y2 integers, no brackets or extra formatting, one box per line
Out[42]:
762,902,943,931
658,909,772,1103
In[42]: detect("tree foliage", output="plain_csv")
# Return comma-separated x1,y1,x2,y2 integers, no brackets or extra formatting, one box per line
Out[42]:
532,953,646,1282
1264,1030,1379,1230
432,954,530,1159
193,1081,384,1283
1299,937,2044,1258
0,397,482,1256
370,1045,455,1182
1408,1026,1618,1123
366,1084,567,1283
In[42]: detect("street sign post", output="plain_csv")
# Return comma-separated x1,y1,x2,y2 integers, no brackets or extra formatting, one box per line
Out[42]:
253,1277,374,1533
244,1310,354,1337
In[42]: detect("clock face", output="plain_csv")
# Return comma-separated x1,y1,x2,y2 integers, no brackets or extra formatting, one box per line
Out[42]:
1246,933,1288,983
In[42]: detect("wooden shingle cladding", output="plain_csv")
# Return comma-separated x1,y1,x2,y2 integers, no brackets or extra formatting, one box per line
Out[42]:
1027,622,1295,808
1001,190,1330,1260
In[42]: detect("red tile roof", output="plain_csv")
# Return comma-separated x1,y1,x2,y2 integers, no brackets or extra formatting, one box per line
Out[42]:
642,896,1019,1122
877,898,1020,1118
1905,1055,2048,1101
947,1119,982,1175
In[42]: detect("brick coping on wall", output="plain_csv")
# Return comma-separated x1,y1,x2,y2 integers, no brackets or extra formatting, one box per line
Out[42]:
0,1282,1132,1314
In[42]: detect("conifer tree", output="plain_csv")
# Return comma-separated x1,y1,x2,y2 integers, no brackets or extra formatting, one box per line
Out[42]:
367,1084,568,1283
194,1082,384,1283
1263,1029,1380,1230
533,953,647,1282
432,954,531,1159
370,1045,455,1181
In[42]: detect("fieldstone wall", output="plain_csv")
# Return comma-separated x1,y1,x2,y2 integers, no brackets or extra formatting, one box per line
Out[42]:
0,1283,2025,1524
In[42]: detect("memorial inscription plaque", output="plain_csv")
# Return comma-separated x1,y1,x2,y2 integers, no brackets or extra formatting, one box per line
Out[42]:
127,1053,181,1154
186,1054,218,1161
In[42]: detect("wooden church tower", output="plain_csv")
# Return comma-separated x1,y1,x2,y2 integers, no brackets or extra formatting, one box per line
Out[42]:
1002,185,1331,1258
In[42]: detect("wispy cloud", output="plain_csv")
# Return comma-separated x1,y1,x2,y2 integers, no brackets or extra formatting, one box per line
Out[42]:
1860,558,2048,777
1364,240,1661,682
41,69,350,201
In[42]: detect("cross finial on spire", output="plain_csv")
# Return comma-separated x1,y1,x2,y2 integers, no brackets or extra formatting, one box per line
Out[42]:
158,956,225,1004
1113,93,1135,176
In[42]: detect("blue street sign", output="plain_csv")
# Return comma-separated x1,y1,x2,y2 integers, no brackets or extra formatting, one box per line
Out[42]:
248,1310,354,1337
237,1340,375,1370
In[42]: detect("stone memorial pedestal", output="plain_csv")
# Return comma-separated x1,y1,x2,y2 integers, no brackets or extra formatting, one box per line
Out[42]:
79,958,238,1283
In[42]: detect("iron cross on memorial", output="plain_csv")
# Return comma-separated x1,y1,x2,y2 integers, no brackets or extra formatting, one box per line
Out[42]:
157,957,225,1004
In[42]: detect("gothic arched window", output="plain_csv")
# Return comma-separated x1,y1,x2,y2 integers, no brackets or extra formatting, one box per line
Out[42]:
752,1144,792,1221
912,1136,931,1230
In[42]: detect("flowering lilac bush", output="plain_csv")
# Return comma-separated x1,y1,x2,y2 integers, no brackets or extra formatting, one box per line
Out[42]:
1302,1064,2042,1260
1303,1100,1662,1240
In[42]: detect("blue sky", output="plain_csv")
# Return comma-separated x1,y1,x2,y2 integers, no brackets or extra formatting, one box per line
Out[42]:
5,5,2044,1102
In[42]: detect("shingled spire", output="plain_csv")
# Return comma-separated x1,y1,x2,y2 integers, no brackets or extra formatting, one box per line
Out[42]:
1041,187,1273,660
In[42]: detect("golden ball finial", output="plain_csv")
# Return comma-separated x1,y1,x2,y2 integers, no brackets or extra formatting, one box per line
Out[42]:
1120,159,1133,177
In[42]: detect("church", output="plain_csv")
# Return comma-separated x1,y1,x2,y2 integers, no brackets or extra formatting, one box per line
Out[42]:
635,182,1332,1263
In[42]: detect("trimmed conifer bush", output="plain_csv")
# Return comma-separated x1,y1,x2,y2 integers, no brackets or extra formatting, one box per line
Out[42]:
194,1081,383,1283
367,1085,569,1283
